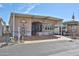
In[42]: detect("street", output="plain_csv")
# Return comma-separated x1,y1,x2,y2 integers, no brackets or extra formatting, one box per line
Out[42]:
0,39,79,56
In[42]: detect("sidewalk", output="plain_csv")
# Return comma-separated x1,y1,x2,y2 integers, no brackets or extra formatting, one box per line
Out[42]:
23,35,73,44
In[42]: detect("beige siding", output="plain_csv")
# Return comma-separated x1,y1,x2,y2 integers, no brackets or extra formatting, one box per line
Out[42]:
9,14,62,36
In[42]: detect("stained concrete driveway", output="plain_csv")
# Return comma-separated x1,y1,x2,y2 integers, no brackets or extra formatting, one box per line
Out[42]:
0,39,79,56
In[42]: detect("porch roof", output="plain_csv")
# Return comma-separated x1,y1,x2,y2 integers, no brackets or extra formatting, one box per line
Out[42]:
63,20,79,25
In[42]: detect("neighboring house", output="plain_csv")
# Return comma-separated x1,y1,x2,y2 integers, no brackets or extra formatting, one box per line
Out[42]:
9,12,63,37
63,13,79,36
4,25,11,35
0,17,6,36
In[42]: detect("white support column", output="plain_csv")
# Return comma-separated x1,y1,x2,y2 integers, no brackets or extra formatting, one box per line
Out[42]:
58,26,60,35
66,24,67,32
13,12,15,38
18,26,20,43
61,25,62,35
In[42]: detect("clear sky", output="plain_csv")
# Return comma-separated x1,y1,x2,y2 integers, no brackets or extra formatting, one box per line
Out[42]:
0,3,79,24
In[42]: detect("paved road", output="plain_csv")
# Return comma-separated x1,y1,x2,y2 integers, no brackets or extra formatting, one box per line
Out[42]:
0,40,79,56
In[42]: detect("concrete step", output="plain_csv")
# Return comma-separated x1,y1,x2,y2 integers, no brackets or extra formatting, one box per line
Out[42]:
24,35,59,41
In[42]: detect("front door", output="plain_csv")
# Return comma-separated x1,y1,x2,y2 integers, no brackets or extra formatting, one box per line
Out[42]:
32,22,42,35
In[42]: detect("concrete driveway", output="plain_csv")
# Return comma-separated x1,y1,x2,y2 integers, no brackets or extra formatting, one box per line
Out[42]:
0,35,79,56
0,39,79,56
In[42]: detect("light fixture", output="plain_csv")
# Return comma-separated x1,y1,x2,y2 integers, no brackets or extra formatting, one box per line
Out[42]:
22,20,26,23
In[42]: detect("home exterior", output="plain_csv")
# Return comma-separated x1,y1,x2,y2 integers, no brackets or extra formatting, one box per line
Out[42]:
63,13,79,37
0,17,6,36
9,12,63,37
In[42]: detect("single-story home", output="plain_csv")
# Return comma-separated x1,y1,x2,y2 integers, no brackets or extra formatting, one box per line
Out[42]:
9,12,63,37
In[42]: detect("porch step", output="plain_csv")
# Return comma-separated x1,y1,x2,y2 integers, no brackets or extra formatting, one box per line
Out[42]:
24,35,59,41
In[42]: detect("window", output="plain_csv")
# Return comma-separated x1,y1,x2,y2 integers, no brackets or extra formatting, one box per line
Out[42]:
48,27,50,30
44,24,54,30
72,26,77,32
51,26,54,30
45,26,48,30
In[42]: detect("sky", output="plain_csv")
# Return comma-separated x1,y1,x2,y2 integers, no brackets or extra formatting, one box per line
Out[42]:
0,3,79,24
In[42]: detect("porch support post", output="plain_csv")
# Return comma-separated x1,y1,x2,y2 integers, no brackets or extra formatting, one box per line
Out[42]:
18,26,20,43
61,25,62,35
13,12,15,39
